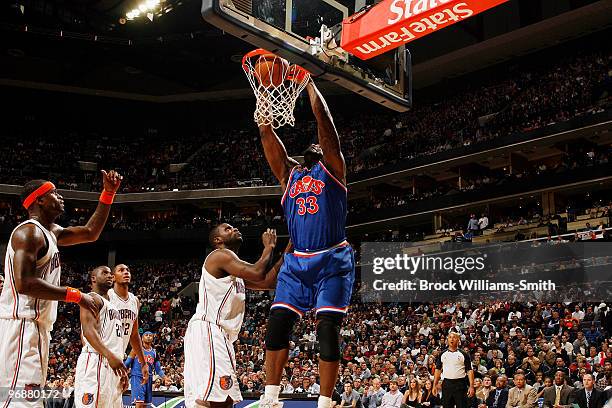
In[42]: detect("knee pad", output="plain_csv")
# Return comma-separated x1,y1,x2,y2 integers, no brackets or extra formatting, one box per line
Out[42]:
316,312,343,362
265,308,298,351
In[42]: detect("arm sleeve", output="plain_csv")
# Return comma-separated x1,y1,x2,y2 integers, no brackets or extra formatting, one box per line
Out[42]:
154,353,165,377
435,352,443,370
463,350,472,372
124,356,134,369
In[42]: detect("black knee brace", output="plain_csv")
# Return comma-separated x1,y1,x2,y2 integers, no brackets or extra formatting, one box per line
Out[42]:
265,308,298,351
316,312,343,362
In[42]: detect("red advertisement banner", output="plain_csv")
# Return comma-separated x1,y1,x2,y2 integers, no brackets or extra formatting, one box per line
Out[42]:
341,0,511,60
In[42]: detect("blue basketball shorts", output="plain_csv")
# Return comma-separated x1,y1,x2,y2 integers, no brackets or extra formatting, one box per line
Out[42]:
271,241,355,317
131,377,152,404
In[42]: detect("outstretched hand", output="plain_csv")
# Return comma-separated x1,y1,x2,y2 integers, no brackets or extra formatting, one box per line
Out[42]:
262,228,277,249
101,170,123,193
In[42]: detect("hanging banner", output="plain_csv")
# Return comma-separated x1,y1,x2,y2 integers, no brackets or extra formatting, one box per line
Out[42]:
341,0,511,60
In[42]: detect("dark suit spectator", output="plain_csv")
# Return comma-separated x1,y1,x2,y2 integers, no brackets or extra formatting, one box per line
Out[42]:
574,373,605,408
598,304,612,335
542,371,575,408
484,375,509,408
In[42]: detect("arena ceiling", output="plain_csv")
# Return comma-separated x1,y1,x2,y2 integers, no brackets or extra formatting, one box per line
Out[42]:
0,0,610,100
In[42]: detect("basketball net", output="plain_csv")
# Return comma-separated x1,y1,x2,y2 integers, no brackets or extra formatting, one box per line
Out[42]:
242,49,311,129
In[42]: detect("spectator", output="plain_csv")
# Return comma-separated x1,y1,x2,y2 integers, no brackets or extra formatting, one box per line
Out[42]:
574,373,605,408
281,376,294,394
537,377,553,399
158,377,179,392
478,214,489,232
506,373,537,408
309,375,322,394
553,358,571,378
467,214,480,236
295,377,319,394
477,376,494,404
363,378,386,408
381,380,402,408
421,379,441,408
402,378,422,408
542,371,575,408
484,375,508,408
573,305,586,321
574,333,590,356
340,382,362,408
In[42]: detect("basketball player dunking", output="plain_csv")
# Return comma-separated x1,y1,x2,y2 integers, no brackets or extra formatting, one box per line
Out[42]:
75,266,129,408
184,225,287,408
108,264,149,406
259,79,355,408
0,170,122,408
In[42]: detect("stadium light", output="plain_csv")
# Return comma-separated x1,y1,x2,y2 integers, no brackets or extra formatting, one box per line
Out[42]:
124,0,163,22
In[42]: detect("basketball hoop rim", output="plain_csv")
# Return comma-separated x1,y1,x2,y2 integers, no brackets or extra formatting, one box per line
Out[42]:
242,48,274,70
242,48,311,78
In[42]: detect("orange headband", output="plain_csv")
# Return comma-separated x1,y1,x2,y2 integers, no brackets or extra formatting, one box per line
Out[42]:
22,181,56,209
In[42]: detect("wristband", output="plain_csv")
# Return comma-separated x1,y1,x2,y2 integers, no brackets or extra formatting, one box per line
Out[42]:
99,190,115,205
65,287,82,303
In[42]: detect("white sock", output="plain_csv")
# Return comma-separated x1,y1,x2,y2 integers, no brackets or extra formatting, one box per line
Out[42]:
318,396,332,408
265,385,280,402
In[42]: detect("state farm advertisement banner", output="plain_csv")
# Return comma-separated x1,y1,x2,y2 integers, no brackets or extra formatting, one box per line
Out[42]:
341,0,511,60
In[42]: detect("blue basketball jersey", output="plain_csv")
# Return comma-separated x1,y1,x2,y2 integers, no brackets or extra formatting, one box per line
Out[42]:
281,161,347,251
126,347,165,381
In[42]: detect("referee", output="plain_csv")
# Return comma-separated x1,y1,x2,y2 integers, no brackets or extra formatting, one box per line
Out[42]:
433,332,475,408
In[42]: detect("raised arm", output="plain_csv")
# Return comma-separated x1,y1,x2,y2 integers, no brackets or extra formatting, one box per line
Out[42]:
11,224,97,314
305,80,346,184
80,294,128,378
207,229,277,282
51,170,122,246
258,125,299,190
246,240,293,290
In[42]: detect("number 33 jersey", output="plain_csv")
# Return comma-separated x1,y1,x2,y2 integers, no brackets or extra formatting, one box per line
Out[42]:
281,161,347,252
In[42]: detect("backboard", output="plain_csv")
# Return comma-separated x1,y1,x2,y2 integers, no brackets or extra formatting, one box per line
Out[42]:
202,0,412,112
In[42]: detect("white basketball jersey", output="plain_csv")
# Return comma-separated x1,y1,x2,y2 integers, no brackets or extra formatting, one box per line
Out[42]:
82,295,124,359
0,219,61,329
108,288,139,353
191,249,246,343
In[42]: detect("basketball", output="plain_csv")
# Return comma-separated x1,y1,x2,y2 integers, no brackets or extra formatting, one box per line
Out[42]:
254,54,288,87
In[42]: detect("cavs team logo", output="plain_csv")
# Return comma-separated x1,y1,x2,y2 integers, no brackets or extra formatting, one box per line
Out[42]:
82,393,94,405
219,375,233,390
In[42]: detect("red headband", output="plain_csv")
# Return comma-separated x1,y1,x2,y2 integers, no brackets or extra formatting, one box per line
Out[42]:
22,182,56,209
